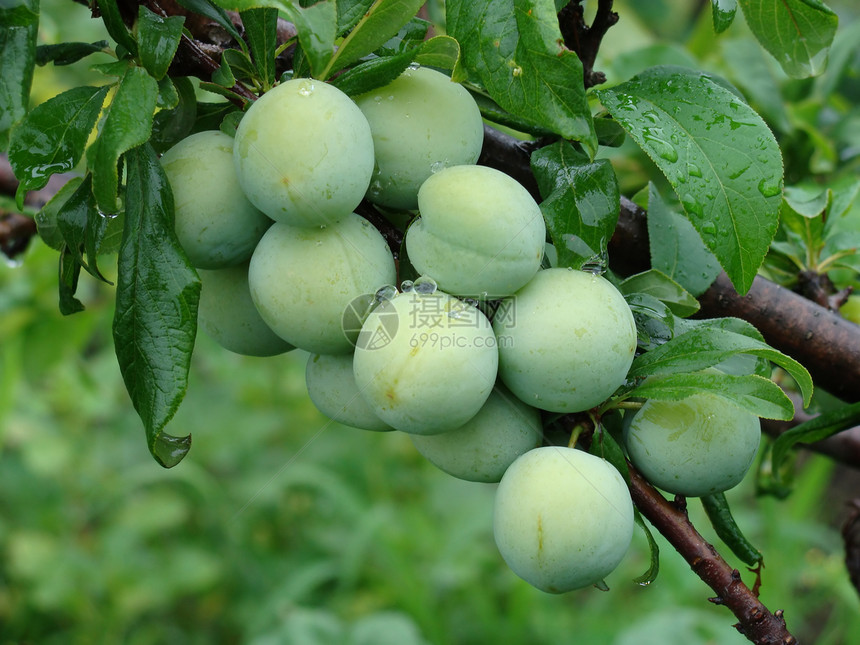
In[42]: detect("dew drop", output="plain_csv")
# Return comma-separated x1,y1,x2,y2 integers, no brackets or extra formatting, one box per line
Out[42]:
297,82,315,97
407,62,420,70
400,280,414,293
687,163,703,178
412,276,438,294
430,160,446,174
375,284,398,302
757,177,782,198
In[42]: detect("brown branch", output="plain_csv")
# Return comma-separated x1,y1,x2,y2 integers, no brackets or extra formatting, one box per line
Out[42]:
628,464,797,644
558,0,619,88
844,500,860,599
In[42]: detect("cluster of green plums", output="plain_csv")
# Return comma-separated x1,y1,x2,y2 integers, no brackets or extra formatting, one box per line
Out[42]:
160,67,762,594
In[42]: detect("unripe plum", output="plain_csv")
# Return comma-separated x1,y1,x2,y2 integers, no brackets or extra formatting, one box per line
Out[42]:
248,214,396,355
406,165,546,298
160,130,271,269
410,384,542,482
354,66,483,210
624,393,761,497
494,268,637,412
494,446,634,593
197,263,294,357
353,289,498,435
233,78,375,227
305,353,392,432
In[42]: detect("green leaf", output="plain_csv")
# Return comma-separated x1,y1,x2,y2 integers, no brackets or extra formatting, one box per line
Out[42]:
712,0,737,33
770,400,860,490
222,47,258,83
35,176,83,251
242,7,278,88
331,51,415,96
56,174,112,283
597,66,783,295
701,493,762,566
736,0,838,78
337,0,374,33
191,101,241,134
96,0,137,56
0,0,38,151
321,0,423,79
628,325,813,409
88,66,159,212
151,76,198,153
646,183,721,297
175,0,245,48
283,0,337,79
625,292,676,351
9,85,110,208
589,425,629,483
619,270,700,318
530,141,619,271
447,0,597,155
114,144,200,468
58,246,85,315
36,40,109,66
375,15,429,55
332,37,461,97
137,6,184,79
632,512,660,585
627,371,795,420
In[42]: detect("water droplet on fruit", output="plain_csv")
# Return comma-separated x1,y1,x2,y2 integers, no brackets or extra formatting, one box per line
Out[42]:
400,280,414,292
581,251,608,275
375,284,398,302
413,276,437,294
430,161,445,174
297,82,315,97
408,62,420,70
373,95,383,103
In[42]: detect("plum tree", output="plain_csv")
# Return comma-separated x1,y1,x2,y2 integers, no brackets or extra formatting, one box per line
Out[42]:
494,268,637,412
233,78,375,227
405,165,546,298
354,66,484,211
409,384,542,482
248,214,396,355
624,393,762,497
493,446,635,593
160,130,272,269
305,353,393,432
197,263,293,357
352,288,498,435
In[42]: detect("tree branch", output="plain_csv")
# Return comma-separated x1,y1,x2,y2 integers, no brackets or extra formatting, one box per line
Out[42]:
628,464,798,644
558,0,619,88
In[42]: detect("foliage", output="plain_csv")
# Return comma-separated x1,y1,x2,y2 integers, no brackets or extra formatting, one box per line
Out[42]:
2,0,860,642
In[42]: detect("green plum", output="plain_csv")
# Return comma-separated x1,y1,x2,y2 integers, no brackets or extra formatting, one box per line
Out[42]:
354,66,483,211
352,289,499,435
233,78,375,227
494,446,634,593
248,214,396,355
160,130,271,269
410,384,542,482
198,262,294,357
406,165,546,298
494,268,637,412
305,353,393,432
624,393,761,497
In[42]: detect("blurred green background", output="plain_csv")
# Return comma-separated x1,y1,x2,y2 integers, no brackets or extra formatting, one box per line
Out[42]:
3,0,860,643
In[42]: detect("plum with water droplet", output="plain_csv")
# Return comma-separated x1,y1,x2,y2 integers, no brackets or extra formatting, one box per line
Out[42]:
248,214,396,355
233,79,374,227
494,268,637,412
160,130,271,269
494,446,634,593
352,290,498,435
406,165,546,298
624,392,761,497
354,67,483,211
